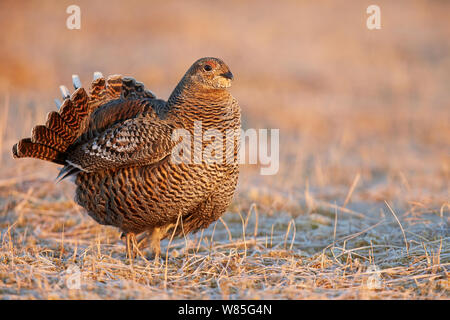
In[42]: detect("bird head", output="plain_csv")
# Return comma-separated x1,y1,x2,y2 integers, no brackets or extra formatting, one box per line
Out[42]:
186,57,234,89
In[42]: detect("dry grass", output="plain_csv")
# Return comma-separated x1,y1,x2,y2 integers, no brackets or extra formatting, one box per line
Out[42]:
0,0,449,299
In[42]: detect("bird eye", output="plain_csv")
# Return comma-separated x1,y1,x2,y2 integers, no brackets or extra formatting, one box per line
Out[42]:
203,64,212,71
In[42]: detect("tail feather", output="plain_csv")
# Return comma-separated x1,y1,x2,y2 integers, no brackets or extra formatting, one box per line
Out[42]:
54,98,62,109
59,85,70,100
13,87,90,164
89,75,123,103
93,71,103,80
45,111,75,142
31,125,69,153
89,77,107,100
72,74,82,89
12,72,156,170
12,138,65,164
105,75,123,98
59,88,89,132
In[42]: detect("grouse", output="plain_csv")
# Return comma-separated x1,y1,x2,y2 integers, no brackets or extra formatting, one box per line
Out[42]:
12,57,241,259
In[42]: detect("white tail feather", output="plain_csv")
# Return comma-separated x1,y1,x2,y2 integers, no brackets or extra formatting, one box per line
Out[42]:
59,85,70,99
93,71,103,80
72,74,82,89
54,98,62,109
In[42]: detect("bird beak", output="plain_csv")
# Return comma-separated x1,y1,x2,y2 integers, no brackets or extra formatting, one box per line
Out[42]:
221,71,234,80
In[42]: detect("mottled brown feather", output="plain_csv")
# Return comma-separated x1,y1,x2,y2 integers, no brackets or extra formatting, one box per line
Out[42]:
12,138,65,164
31,125,69,153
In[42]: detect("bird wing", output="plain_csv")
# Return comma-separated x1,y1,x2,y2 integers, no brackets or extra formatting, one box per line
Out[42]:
66,116,176,172
78,98,166,142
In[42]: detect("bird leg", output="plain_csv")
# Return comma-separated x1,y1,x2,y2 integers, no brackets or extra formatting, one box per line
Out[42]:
125,233,134,260
136,233,149,249
121,231,158,261
150,227,163,261
149,223,180,261
123,232,140,261
122,225,176,262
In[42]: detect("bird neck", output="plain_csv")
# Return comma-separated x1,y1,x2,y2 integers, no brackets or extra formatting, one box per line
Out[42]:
167,77,233,123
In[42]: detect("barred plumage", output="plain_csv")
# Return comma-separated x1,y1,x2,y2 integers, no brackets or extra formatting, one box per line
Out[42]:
12,57,241,259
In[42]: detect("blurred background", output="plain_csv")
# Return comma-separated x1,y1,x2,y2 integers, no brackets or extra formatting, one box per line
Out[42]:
0,0,448,216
